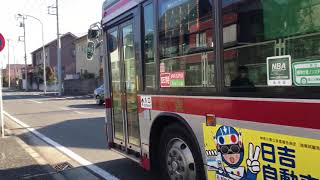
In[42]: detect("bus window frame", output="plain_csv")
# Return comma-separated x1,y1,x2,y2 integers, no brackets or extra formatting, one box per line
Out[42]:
104,6,144,151
104,0,320,99
105,5,144,93
218,0,320,99
139,0,218,96
142,0,158,92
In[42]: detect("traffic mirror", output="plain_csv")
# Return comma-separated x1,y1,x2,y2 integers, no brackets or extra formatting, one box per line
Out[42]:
88,29,100,40
86,41,95,60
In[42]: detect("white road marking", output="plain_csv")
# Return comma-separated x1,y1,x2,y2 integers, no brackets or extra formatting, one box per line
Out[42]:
27,100,43,104
50,97,67,100
4,111,119,180
60,108,88,115
49,103,89,115
60,107,71,111
40,95,67,100
74,111,87,115
61,108,87,115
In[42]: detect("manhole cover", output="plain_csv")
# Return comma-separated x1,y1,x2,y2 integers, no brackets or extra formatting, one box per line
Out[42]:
53,162,73,171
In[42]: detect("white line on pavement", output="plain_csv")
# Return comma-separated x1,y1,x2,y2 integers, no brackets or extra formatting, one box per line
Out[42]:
60,107,71,111
60,108,88,115
74,111,87,115
27,100,43,104
3,111,119,180
55,97,67,100
40,95,67,100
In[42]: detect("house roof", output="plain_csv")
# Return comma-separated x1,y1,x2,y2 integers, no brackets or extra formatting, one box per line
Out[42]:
6,64,26,69
74,34,87,43
31,32,78,54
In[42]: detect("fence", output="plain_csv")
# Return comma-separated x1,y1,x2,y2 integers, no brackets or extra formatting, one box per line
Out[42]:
63,79,102,95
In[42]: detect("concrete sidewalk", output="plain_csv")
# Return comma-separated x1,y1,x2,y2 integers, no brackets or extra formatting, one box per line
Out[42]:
39,92,94,100
0,135,59,180
0,117,106,180
0,131,102,180
3,88,94,100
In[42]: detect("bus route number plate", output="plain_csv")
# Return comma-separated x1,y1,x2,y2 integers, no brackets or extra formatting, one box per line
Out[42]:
141,96,152,109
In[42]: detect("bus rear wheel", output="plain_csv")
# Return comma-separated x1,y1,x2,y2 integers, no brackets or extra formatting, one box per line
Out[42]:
159,123,205,180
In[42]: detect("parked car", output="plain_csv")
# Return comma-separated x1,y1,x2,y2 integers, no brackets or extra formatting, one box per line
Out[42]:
94,85,104,105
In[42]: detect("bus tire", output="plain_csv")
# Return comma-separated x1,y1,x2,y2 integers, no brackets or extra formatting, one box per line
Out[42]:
159,123,205,180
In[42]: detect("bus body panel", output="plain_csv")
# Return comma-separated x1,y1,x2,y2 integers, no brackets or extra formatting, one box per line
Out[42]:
102,0,143,24
138,95,320,179
99,0,320,179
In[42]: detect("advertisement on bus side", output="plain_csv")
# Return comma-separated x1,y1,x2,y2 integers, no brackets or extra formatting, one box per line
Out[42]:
267,55,292,86
160,73,171,87
160,71,185,88
292,60,320,86
202,124,320,180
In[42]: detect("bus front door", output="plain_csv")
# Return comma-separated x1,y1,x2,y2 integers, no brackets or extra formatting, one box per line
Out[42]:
108,19,141,153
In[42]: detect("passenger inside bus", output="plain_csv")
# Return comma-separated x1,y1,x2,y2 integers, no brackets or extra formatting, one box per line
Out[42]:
230,66,255,91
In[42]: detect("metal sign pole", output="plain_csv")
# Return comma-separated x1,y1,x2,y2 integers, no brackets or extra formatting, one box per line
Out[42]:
0,67,4,138
7,39,10,88
0,33,5,138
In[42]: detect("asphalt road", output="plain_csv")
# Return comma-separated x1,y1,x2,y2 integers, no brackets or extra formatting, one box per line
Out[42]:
3,90,154,180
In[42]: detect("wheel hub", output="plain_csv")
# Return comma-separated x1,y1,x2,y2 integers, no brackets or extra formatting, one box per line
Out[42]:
171,161,178,171
166,138,196,180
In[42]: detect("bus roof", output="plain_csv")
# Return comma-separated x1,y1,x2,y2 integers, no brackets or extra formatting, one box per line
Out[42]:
102,0,143,24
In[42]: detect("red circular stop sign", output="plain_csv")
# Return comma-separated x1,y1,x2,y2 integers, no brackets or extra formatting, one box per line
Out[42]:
0,33,5,52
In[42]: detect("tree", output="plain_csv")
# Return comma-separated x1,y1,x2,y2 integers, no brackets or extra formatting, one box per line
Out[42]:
2,76,8,87
46,66,55,83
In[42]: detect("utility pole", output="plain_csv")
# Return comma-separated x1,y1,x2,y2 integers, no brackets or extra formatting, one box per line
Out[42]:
18,14,47,94
7,39,10,88
48,0,62,96
18,16,28,91
42,22,47,94
57,0,62,96
23,18,28,91
13,45,16,88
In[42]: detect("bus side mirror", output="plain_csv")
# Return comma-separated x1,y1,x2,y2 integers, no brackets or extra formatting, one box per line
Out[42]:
88,29,100,40
86,41,95,60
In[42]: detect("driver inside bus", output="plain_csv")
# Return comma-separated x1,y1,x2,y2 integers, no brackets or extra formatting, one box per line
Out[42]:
231,66,255,91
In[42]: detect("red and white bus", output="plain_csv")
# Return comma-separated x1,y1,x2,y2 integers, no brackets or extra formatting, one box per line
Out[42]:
88,0,320,179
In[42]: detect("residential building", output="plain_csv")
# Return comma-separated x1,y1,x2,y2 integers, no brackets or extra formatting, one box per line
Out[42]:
3,64,25,80
31,32,77,79
75,34,102,78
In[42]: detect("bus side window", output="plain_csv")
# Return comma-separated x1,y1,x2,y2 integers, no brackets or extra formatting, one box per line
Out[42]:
223,0,320,94
158,0,215,88
143,3,156,89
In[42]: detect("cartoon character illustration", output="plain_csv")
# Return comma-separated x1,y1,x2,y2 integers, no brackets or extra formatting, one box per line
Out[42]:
211,126,261,180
